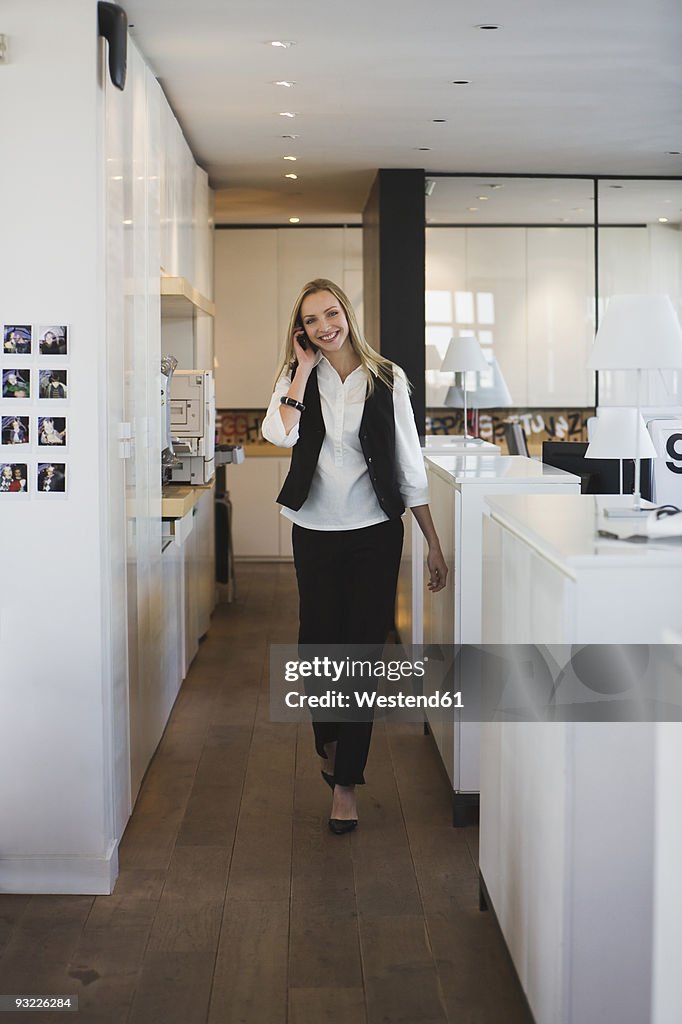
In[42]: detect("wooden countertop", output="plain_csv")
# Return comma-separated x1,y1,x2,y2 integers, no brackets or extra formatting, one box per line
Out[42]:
162,481,214,518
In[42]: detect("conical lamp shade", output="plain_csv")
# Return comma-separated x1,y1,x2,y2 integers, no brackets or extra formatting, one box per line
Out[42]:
441,335,489,373
585,407,658,460
587,295,682,369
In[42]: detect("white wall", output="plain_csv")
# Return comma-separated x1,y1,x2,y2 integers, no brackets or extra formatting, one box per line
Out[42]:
214,227,363,407
0,2,213,894
0,0,112,893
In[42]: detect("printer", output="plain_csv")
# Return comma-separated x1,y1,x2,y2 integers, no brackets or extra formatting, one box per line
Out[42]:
169,369,215,484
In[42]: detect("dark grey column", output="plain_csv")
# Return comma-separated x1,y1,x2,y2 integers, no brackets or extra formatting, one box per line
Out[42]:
362,169,426,436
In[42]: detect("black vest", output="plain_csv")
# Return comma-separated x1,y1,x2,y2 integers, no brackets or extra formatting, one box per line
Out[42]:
276,366,405,521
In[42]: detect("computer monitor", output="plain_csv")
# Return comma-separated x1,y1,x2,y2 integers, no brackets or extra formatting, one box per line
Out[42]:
541,441,652,499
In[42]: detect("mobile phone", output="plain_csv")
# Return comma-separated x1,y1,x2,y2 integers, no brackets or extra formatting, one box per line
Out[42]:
294,318,308,350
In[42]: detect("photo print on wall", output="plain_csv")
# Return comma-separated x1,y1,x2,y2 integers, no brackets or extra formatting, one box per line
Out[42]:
0,463,28,494
1,416,30,446
37,462,66,495
3,325,32,356
2,369,31,399
38,325,68,357
38,369,67,400
38,416,67,447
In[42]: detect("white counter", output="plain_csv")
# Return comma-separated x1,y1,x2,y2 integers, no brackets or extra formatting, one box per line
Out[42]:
422,455,580,822
479,492,682,1024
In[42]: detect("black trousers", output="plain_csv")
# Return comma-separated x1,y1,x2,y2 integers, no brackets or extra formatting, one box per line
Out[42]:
291,518,404,786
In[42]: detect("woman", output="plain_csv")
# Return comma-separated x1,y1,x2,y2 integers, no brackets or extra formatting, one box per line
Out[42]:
262,279,448,835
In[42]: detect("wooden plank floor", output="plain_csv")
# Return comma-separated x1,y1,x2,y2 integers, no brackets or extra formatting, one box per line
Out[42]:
0,563,533,1024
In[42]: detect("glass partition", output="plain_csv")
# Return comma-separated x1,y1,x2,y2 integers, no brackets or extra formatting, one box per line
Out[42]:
597,178,682,409
425,174,682,448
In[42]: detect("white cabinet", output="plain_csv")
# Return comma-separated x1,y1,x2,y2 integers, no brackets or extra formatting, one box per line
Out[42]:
423,455,580,823
228,456,293,560
479,493,682,1024
397,436,500,647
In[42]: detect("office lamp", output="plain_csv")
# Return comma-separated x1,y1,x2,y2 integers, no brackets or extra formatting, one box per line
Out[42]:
586,295,682,517
585,407,658,510
441,335,489,439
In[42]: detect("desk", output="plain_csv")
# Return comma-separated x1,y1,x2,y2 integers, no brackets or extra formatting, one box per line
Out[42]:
480,493,682,1024
422,456,580,824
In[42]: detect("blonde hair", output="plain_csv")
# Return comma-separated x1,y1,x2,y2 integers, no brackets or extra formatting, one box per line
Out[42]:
274,278,403,395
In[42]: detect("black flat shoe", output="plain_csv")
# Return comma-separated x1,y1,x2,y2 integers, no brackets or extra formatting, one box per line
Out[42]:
328,818,358,835
321,770,335,790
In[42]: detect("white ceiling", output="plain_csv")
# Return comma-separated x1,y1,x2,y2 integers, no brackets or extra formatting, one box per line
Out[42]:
125,0,682,225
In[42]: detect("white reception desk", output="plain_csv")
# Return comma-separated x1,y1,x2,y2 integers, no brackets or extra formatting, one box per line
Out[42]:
480,493,682,1024
422,455,580,824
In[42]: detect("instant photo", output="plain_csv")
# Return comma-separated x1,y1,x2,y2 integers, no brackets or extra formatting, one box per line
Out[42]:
1,416,29,446
38,325,68,357
38,368,67,400
2,369,31,399
37,462,66,495
0,462,28,494
2,325,32,356
38,416,67,447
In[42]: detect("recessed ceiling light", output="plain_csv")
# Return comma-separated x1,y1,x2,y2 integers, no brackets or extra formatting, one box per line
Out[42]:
274,80,295,87
573,207,586,212
289,217,300,223
658,217,669,223
285,173,298,179
269,40,295,48
283,155,297,161
467,207,479,212
451,80,471,85
281,134,299,139
477,196,489,200
123,219,133,225
432,119,447,123
609,184,624,189
279,111,297,117
665,151,681,155
415,147,431,151
476,24,501,29
486,184,502,189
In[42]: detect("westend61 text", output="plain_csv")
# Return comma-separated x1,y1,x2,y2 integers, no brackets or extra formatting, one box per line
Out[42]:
284,690,463,709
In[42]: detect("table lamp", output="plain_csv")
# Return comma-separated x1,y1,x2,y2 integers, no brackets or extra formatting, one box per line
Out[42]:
585,407,658,513
441,335,489,439
586,295,682,516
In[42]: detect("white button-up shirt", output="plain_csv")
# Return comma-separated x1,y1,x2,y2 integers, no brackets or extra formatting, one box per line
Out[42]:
261,354,429,531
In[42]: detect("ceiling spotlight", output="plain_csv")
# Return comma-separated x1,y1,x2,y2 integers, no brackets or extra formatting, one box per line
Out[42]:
609,184,624,189
269,40,295,48
476,23,501,29
415,147,431,151
467,207,479,212
665,151,681,155
285,173,298,179
279,111,297,117
425,179,436,197
432,119,447,123
274,80,295,87
486,183,502,189
283,155,297,161
281,134,299,139
289,217,300,223
477,196,489,200
451,80,471,85
658,217,669,223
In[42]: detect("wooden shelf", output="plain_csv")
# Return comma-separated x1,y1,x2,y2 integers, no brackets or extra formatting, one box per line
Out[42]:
160,276,215,318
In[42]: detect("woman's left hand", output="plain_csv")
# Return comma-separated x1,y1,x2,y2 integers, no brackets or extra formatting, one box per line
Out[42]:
427,545,448,593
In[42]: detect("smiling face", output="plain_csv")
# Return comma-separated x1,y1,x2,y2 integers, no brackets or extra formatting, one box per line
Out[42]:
299,290,350,355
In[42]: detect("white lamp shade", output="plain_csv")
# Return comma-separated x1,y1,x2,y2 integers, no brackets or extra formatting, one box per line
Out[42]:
441,334,489,373
585,407,658,460
587,294,682,370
